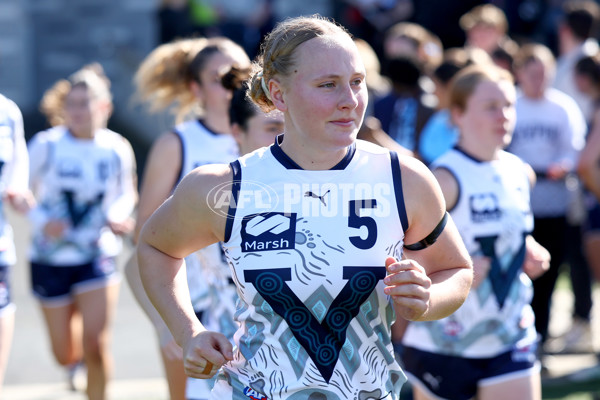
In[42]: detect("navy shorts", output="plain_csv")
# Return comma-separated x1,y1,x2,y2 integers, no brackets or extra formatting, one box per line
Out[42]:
0,265,11,310
584,197,600,233
31,257,118,306
402,342,539,400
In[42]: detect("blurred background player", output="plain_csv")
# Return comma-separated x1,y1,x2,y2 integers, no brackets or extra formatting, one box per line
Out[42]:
28,63,137,400
125,36,250,400
0,93,32,395
402,63,550,400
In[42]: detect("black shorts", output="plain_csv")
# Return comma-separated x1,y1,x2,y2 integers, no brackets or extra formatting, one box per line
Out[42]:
31,257,119,306
402,342,539,400
584,196,600,233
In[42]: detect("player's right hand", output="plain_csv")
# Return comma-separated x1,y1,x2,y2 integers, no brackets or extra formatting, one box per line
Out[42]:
182,330,233,379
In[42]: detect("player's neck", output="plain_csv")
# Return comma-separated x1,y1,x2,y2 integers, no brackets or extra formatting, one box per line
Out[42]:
278,134,349,170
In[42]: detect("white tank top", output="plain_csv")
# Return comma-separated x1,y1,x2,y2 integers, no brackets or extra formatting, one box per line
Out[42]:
28,126,136,265
218,137,407,398
173,119,239,332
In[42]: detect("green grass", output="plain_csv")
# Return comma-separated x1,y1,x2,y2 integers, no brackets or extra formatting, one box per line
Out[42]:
544,392,597,400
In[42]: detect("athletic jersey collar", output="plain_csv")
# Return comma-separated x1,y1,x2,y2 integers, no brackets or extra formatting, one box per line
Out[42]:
65,127,96,142
454,146,486,164
270,134,356,170
196,119,226,136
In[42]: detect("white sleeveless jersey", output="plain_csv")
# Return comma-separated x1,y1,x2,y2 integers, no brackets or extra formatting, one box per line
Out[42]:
27,126,136,265
173,119,239,336
403,148,537,358
0,94,27,266
217,138,407,399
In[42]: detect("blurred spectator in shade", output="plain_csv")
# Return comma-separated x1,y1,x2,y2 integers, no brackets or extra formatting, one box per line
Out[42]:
553,0,600,122
508,43,587,359
205,0,271,58
373,54,436,159
381,21,442,120
354,38,411,157
576,53,600,202
548,0,600,358
411,0,483,49
576,53,600,286
188,0,220,37
158,0,197,44
491,36,520,75
383,22,443,74
501,0,548,45
418,47,493,165
271,0,335,22
543,53,600,355
354,37,391,117
337,0,414,44
460,3,516,61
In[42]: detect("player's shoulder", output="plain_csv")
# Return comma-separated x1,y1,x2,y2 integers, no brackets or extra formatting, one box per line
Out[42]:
175,162,233,217
30,125,67,144
355,139,391,156
95,128,134,153
0,93,21,117
236,145,274,169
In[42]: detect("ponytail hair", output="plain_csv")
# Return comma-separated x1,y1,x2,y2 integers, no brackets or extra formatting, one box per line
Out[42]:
134,36,250,123
133,37,207,123
222,65,258,130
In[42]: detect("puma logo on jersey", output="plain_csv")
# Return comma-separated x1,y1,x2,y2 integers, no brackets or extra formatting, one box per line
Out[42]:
241,212,296,252
243,387,267,400
304,189,330,206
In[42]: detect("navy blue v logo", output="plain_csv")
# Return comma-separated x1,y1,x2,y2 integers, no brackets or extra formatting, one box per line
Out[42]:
475,233,526,309
244,266,386,382
62,190,104,228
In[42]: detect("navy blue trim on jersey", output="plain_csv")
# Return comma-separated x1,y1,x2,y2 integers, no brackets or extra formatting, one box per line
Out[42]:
172,129,185,189
454,146,485,163
390,151,409,232
224,160,241,243
270,134,356,170
331,142,356,170
433,165,461,213
271,135,303,169
197,119,224,136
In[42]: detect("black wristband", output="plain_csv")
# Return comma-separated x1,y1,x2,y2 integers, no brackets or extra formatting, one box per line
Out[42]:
403,212,449,251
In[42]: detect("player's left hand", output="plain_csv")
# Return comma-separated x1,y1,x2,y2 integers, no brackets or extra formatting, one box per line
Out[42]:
4,189,35,214
108,216,136,235
523,235,550,280
383,256,431,321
